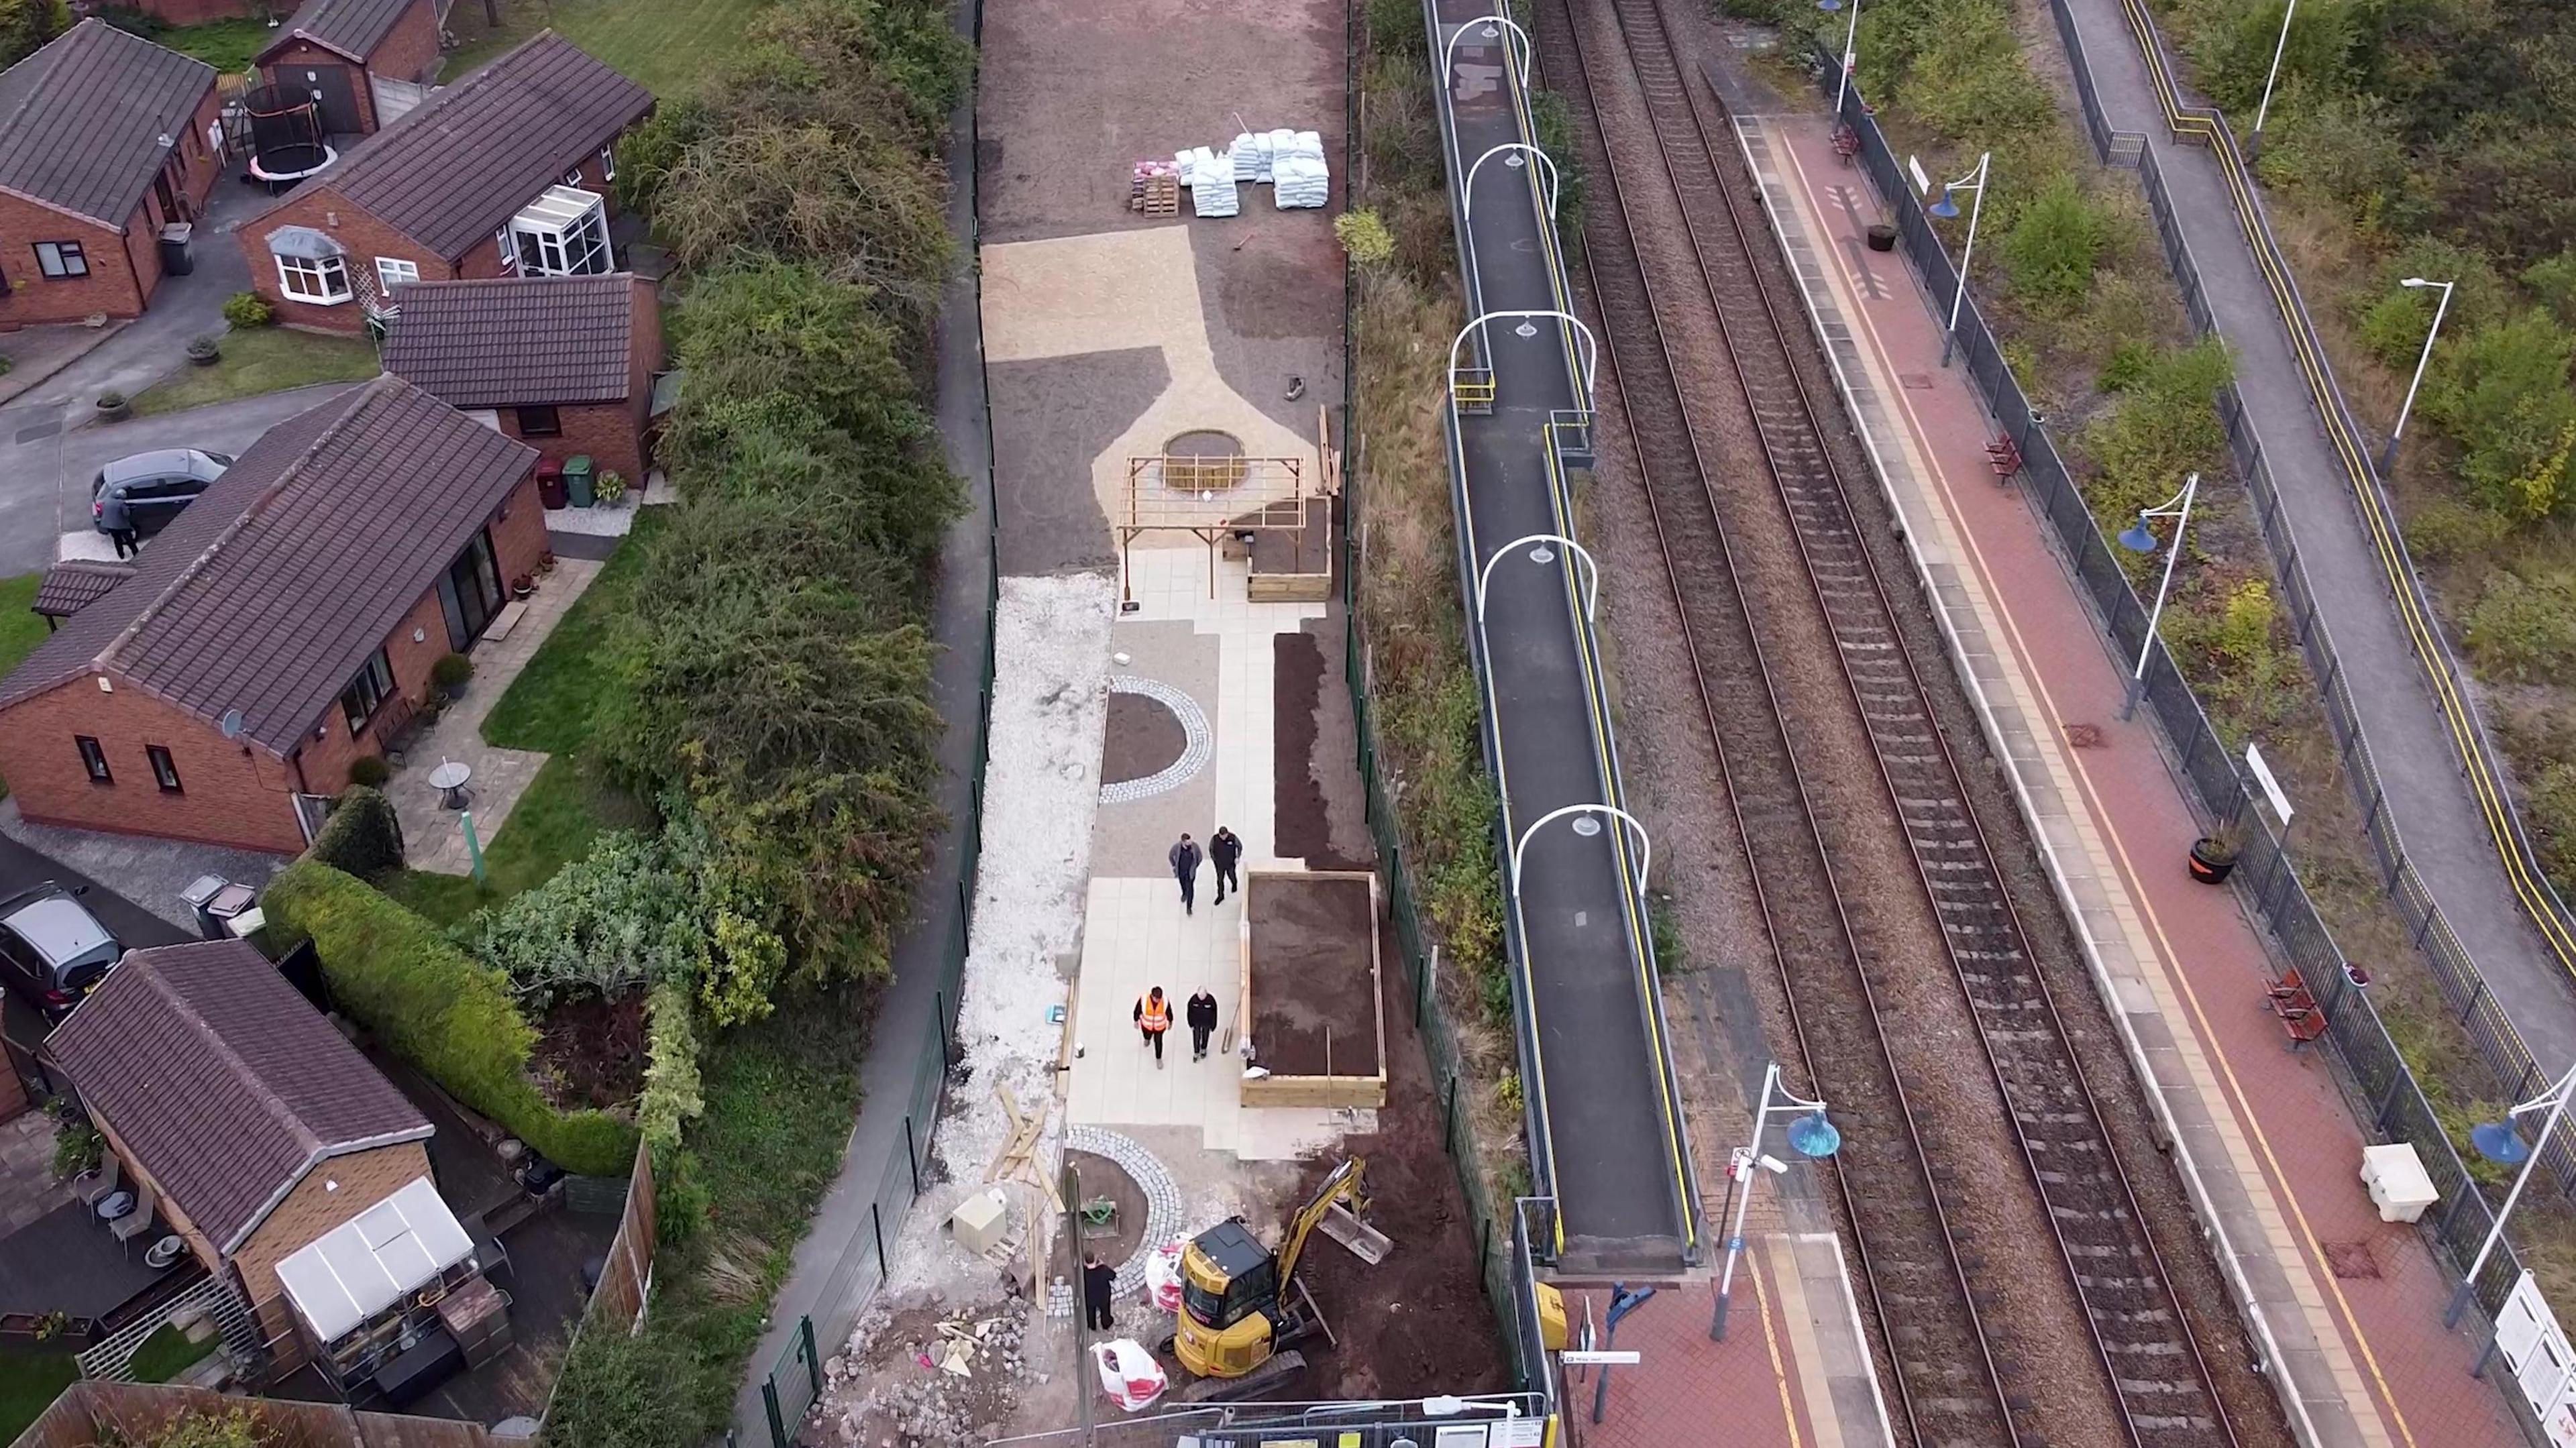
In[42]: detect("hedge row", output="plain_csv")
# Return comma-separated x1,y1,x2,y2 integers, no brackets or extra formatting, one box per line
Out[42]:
260,860,637,1176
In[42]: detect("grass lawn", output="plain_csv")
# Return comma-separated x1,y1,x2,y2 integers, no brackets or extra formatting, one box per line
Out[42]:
143,17,280,76
133,330,380,417
444,0,769,96
378,512,663,924
0,574,46,801
0,1352,76,1441
127,1323,217,1384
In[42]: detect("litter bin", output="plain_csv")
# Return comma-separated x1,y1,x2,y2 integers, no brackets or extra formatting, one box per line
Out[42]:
180,875,227,940
157,222,195,276
205,883,259,938
564,454,595,508
537,457,567,510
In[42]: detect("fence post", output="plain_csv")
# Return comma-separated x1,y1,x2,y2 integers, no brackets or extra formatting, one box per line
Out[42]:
1446,1076,1460,1156
802,1316,821,1398
871,1201,888,1280
762,1380,787,1448
906,1116,922,1199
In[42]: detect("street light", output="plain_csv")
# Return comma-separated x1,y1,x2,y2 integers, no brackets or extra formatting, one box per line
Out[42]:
1711,1062,1837,1341
2249,0,2297,160
1817,0,1860,117
2445,1062,2576,1328
2381,276,2453,475
2116,471,2198,722
1925,152,1991,368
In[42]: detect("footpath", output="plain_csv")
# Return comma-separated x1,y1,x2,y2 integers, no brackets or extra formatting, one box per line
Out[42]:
2054,0,2576,1072
1734,105,2524,1448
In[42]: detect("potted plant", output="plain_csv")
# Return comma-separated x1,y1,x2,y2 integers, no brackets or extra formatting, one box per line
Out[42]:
595,469,629,506
95,390,129,423
430,652,473,700
186,334,221,367
2188,820,2245,885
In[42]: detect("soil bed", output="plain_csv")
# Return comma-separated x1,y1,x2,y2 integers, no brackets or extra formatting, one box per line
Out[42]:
1064,1148,1148,1270
529,991,645,1113
1103,691,1185,785
1246,872,1381,1077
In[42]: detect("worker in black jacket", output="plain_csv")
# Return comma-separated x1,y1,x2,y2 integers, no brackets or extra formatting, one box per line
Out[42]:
1186,988,1220,1061
1210,826,1242,904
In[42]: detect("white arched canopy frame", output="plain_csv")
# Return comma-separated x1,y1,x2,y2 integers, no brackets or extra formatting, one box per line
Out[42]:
1476,533,1599,624
1442,13,1533,87
1448,310,1599,414
1462,142,1560,227
1511,803,1651,900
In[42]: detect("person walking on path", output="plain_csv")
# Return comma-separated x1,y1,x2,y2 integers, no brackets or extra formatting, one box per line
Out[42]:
1083,1253,1116,1331
1134,987,1171,1067
1210,826,1242,904
1169,833,1203,914
1187,988,1219,1061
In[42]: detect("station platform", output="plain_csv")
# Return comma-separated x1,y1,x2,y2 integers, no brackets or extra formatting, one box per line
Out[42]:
1732,103,2523,1448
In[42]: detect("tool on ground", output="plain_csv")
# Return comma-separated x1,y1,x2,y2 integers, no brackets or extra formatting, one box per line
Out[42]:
1166,1157,1368,1400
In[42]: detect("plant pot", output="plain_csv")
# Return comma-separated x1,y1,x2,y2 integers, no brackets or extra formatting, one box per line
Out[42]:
94,397,129,423
186,347,220,367
1866,223,1897,252
2188,837,2237,885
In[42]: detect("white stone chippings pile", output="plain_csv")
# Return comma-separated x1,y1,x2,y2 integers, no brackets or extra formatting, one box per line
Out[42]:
937,572,1116,1192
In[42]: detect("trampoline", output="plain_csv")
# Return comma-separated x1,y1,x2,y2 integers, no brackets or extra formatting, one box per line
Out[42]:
239,85,336,192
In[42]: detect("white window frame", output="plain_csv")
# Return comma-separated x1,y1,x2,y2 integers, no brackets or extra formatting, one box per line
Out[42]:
561,164,586,187
276,252,352,304
375,256,421,290
496,226,517,271
598,144,616,181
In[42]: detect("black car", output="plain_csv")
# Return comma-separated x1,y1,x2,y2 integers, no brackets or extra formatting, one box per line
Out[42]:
0,883,121,1020
92,449,232,538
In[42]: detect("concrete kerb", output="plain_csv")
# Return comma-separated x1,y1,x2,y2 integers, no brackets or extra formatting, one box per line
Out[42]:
1729,113,2322,1448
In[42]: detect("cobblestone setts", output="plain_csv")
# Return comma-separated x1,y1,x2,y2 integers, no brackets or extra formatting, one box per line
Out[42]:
1098,675,1212,805
1062,1123,1183,1295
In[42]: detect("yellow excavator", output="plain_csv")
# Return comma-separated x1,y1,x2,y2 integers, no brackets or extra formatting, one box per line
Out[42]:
1168,1157,1368,1400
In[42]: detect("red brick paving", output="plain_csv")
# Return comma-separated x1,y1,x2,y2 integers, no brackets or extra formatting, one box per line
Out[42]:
1559,1256,1812,1448
1759,110,2519,1448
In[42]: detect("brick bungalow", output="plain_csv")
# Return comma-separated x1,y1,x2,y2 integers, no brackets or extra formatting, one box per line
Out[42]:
0,21,223,329
0,375,547,854
45,938,485,1377
254,0,446,137
381,272,664,485
235,32,652,333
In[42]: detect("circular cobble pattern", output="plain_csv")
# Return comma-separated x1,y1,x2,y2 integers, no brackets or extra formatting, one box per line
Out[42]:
1061,1124,1182,1294
1099,676,1211,805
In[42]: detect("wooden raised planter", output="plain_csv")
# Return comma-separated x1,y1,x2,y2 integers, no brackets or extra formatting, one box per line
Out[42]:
1239,869,1387,1110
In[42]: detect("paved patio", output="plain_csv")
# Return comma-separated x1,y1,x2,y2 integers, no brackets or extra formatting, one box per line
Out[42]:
0,1109,70,1237
384,557,603,876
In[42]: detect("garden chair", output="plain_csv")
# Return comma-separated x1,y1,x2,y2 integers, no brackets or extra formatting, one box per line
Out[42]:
111,1185,155,1257
72,1152,119,1207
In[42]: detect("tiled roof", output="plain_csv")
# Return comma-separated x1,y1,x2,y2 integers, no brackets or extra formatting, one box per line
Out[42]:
259,32,652,261
0,20,214,227
381,274,639,408
256,0,424,66
32,559,135,618
0,376,538,753
44,940,431,1255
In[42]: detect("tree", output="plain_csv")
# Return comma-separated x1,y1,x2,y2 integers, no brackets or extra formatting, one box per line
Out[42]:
0,0,66,70
2000,175,2112,313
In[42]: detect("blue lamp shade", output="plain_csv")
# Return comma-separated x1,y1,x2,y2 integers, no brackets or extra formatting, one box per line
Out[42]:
1928,188,1961,219
2118,520,2159,553
2473,1121,2534,1168
1816,0,1843,10
1786,1111,1841,1159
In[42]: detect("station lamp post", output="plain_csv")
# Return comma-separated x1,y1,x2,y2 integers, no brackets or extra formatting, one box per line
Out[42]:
2448,1062,2576,1328
1817,0,1861,116
2249,0,2297,160
2381,277,2453,475
1712,1062,1838,1342
1926,152,1992,367
2116,471,2198,722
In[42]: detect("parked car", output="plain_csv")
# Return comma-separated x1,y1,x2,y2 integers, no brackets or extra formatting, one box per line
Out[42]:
0,883,121,1021
91,449,232,538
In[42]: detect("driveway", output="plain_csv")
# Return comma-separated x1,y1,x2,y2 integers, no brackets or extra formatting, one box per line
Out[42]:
0,826,189,952
0,383,362,579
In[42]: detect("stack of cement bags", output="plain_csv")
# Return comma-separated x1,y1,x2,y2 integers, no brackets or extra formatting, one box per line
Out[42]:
1272,130,1330,209
1231,132,1275,184
1179,146,1239,217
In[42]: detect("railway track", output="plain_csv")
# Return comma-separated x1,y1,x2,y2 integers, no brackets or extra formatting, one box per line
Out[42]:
1532,1,2242,1445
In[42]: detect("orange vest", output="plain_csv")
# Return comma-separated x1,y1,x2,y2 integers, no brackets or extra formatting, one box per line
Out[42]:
1138,995,1171,1032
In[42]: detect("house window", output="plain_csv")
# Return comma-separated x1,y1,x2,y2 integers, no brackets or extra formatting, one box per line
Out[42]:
561,164,586,187
376,257,421,290
496,227,517,271
515,405,561,437
34,241,87,279
146,746,182,793
598,144,616,181
74,736,111,784
338,649,396,734
276,253,352,304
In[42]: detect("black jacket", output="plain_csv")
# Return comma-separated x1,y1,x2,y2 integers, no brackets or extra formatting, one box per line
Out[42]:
1083,1261,1115,1307
1187,992,1219,1032
1210,832,1242,869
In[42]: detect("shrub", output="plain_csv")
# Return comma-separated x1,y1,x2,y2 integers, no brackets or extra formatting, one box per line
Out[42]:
638,981,705,1150
310,785,403,878
2467,568,2576,682
2530,760,2576,894
220,292,273,329
430,652,474,691
0,0,66,70
345,754,390,789
1366,0,1424,56
185,334,219,360
259,861,637,1174
127,1408,270,1448
2001,175,2111,313
1335,209,1397,269
2425,310,2576,519
2403,497,2512,562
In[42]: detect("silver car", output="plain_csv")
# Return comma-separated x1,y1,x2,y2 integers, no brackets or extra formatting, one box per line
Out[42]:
0,883,121,1021
92,448,231,538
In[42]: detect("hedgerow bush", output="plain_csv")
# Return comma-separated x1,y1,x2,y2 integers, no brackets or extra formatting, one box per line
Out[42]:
262,860,637,1174
309,785,402,878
